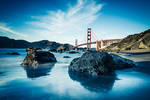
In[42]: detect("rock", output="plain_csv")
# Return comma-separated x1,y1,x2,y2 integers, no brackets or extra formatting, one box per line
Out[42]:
110,54,135,69
62,44,74,51
6,52,20,55
57,46,65,53
76,47,87,51
67,50,80,54
63,56,71,58
69,51,135,76
69,51,115,76
48,49,57,52
57,44,74,53
21,47,57,67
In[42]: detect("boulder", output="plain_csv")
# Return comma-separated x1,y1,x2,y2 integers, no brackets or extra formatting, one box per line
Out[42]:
69,51,115,76
57,46,65,53
69,51,135,76
110,54,135,69
21,47,57,67
57,44,74,53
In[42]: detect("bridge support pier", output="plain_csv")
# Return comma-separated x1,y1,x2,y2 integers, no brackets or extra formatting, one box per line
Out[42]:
96,40,105,51
96,41,101,51
101,40,104,49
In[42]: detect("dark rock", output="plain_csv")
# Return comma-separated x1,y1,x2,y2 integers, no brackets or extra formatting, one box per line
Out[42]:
69,51,115,76
67,51,80,54
57,44,74,53
68,71,116,92
63,56,71,58
76,47,87,51
48,49,57,52
21,47,57,67
63,44,74,51
69,51,135,76
110,54,135,69
57,46,65,53
6,52,20,55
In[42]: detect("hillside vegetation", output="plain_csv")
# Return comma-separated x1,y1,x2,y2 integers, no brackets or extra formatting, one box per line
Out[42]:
104,29,150,52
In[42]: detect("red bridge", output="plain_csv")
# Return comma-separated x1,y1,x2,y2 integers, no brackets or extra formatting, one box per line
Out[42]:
75,28,122,50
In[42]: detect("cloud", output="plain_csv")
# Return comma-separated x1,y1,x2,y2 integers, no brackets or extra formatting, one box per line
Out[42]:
28,0,103,44
0,23,28,38
0,26,27,38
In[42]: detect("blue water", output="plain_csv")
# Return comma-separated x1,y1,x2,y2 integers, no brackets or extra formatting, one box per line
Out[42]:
0,49,150,100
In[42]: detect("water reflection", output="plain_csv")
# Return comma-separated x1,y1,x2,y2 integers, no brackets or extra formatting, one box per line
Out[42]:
135,61,150,75
23,63,55,78
0,72,3,74
68,71,116,93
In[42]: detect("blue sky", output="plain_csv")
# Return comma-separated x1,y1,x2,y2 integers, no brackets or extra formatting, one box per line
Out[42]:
0,0,150,45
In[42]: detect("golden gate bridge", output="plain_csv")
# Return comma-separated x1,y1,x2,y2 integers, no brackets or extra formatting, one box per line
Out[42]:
75,28,122,50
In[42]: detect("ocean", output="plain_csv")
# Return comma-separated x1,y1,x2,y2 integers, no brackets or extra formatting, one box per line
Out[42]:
0,49,150,100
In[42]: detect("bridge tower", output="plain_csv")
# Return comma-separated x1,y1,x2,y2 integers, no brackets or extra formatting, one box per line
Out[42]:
75,39,78,50
87,28,91,50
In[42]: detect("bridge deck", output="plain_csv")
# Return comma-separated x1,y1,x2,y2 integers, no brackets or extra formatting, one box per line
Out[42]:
76,39,122,47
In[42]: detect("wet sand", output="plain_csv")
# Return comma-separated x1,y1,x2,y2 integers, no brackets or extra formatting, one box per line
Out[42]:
118,52,150,75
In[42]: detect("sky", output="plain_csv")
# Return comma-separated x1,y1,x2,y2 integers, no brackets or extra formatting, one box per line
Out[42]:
0,0,150,45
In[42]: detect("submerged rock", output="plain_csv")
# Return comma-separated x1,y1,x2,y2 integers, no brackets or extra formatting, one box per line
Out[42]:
69,51,114,76
67,51,80,54
21,47,57,67
63,56,71,58
6,52,20,55
69,51,135,76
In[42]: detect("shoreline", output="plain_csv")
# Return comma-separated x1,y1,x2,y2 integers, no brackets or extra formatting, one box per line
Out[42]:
107,49,150,55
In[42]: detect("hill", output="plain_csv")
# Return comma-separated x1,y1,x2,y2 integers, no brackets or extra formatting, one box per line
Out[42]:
104,29,150,52
0,36,74,50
